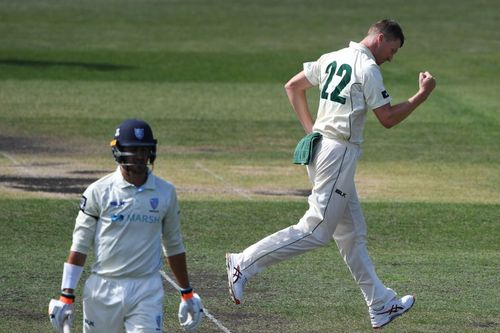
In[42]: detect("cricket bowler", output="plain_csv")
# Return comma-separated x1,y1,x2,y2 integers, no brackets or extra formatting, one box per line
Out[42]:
226,19,436,329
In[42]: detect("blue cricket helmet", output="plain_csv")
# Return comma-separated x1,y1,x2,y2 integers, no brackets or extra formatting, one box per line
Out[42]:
110,119,157,164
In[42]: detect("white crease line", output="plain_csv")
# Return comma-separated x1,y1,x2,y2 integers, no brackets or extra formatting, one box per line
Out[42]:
159,271,233,333
1,151,37,177
195,162,252,200
161,245,233,333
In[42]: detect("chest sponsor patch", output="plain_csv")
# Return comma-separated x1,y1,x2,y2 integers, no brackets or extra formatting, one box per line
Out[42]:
110,213,160,224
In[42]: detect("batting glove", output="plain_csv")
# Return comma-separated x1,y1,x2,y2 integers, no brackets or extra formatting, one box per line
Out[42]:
48,292,75,333
178,288,204,331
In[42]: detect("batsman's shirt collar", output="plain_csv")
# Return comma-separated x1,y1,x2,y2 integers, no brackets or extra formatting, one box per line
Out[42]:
349,41,376,63
113,166,156,190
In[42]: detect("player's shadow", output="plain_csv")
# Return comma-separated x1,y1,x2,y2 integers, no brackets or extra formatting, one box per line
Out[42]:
0,58,135,71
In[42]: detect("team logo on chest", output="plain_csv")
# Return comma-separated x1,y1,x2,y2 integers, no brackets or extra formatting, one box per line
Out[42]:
150,197,159,211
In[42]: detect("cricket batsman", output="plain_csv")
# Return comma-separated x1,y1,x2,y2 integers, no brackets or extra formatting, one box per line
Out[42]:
226,19,436,329
48,119,204,332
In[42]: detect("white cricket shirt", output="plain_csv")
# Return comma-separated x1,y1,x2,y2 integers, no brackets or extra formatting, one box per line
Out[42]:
71,167,185,278
303,41,391,144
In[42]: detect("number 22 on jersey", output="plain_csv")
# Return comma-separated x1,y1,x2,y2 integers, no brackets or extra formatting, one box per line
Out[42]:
320,61,352,105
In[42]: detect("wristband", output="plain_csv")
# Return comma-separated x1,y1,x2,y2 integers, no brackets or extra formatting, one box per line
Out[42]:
61,262,84,290
180,287,194,300
59,291,75,304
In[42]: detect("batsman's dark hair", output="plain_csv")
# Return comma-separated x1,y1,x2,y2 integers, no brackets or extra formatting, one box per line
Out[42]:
368,19,405,47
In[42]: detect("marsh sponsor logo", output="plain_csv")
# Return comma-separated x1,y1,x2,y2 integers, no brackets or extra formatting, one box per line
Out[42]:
110,213,160,224
128,213,160,224
111,214,124,222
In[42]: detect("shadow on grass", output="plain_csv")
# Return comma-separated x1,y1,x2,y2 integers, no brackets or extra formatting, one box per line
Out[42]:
0,58,135,71
0,175,95,194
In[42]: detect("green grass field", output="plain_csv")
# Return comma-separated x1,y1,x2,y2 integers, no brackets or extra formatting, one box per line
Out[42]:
0,0,499,332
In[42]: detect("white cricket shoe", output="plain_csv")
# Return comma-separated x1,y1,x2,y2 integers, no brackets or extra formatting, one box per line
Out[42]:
226,253,247,305
369,295,415,329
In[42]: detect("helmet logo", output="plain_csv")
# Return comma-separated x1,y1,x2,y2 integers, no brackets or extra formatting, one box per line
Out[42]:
134,128,145,140
115,128,120,137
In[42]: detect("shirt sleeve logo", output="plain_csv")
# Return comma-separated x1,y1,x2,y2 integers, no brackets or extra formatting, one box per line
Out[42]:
80,196,87,211
381,90,390,98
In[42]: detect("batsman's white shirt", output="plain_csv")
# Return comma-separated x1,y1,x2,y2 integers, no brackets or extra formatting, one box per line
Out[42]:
304,41,391,144
71,167,185,278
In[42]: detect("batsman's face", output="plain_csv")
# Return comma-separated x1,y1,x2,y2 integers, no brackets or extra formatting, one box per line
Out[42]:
122,146,150,175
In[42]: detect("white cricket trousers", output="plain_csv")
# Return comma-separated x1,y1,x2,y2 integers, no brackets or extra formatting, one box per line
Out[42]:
82,273,164,333
239,137,396,308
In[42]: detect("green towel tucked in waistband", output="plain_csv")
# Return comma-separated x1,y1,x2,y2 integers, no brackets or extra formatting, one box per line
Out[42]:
293,132,322,165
